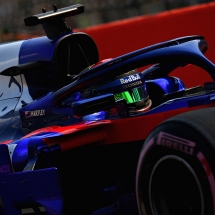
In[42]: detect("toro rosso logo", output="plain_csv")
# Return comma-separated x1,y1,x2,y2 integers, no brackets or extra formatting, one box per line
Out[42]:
25,109,45,118
157,132,196,155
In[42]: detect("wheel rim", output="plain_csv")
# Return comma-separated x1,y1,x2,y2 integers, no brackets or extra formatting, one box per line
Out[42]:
149,155,204,215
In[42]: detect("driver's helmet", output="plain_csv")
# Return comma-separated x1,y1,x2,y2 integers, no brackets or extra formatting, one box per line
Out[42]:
114,69,151,112
97,69,151,113
93,68,151,114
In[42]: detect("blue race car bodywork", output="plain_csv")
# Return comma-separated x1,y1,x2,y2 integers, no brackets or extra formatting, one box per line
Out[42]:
0,4,215,215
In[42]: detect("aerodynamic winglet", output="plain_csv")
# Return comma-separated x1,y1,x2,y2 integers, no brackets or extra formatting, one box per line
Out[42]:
24,4,84,39
24,4,84,26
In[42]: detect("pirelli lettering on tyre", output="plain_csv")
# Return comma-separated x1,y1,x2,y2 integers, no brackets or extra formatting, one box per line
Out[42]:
157,132,196,155
25,109,45,118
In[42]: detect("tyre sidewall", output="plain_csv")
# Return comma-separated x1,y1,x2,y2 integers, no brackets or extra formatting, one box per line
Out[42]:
136,121,215,215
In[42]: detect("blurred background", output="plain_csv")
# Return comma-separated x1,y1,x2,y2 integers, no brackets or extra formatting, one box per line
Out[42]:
0,0,214,42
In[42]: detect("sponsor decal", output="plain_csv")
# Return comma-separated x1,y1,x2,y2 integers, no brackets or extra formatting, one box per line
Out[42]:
25,109,45,118
120,74,141,84
157,132,196,155
123,81,142,89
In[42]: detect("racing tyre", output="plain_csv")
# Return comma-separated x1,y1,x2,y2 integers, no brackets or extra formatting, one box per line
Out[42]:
136,107,215,215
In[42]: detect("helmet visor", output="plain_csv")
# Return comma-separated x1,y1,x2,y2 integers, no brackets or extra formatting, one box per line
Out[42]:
114,85,149,108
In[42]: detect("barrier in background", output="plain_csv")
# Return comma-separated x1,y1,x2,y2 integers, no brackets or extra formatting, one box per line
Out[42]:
81,2,215,87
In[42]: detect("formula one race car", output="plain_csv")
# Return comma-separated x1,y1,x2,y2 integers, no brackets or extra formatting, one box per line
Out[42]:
0,3,215,215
